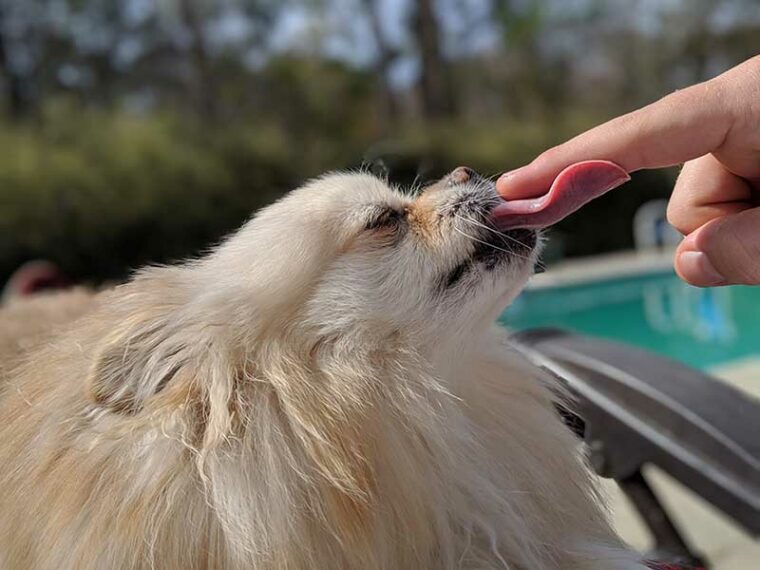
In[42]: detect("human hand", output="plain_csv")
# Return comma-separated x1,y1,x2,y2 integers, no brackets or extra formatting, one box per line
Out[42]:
495,56,760,287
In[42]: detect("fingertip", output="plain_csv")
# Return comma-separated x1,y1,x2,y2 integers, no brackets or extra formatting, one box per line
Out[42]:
675,223,729,287
495,165,548,199
495,168,523,197
675,250,727,287
495,178,510,198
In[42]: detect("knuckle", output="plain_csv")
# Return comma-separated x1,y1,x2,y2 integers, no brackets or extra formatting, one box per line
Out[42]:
666,161,707,234
702,215,760,284
666,179,695,234
534,147,562,171
665,201,689,234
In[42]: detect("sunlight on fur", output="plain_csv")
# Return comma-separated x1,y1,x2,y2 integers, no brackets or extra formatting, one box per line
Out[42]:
0,169,646,569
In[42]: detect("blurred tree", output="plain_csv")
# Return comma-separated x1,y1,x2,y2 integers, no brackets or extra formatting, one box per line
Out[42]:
490,0,545,116
411,0,455,119
167,0,281,120
0,0,287,121
176,0,217,118
0,0,55,117
361,0,400,124
0,2,30,117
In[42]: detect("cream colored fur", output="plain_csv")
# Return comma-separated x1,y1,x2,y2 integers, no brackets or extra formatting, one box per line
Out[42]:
0,172,644,569
0,288,96,377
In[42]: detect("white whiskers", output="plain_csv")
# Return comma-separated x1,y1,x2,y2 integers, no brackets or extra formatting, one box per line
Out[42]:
452,213,546,271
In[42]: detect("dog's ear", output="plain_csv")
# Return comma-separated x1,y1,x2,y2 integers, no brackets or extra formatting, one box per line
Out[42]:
88,312,196,414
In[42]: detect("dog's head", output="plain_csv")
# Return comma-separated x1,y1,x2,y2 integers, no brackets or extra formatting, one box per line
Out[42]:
206,168,541,346
89,169,540,413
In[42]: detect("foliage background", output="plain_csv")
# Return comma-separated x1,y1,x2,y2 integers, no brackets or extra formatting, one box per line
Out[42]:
0,0,757,283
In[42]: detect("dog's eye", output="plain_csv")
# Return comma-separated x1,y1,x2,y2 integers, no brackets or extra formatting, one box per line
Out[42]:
364,207,404,231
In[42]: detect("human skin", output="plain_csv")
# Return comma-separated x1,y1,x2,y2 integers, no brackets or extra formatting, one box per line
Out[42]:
496,56,760,287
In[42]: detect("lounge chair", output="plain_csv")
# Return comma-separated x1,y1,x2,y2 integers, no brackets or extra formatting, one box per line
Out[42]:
513,328,759,570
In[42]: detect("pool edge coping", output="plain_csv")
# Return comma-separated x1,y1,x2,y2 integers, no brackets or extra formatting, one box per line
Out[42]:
529,247,678,290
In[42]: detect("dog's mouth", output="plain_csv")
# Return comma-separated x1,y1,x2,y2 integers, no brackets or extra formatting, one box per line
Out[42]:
470,224,537,270
439,219,538,292
427,168,544,292
441,167,539,267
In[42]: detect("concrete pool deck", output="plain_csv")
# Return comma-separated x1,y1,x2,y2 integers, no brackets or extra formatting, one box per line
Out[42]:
529,247,678,289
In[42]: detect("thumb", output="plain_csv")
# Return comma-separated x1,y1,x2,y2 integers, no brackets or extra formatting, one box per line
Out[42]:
675,208,760,287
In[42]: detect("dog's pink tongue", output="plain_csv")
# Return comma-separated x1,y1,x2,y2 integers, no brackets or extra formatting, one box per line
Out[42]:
492,160,630,229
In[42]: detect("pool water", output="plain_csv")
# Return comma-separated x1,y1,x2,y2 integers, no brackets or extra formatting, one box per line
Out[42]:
500,270,760,370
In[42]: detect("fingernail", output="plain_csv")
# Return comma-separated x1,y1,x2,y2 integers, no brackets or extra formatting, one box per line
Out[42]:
496,170,516,188
678,251,726,286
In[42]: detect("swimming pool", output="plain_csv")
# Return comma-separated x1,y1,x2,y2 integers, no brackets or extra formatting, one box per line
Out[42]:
500,270,760,370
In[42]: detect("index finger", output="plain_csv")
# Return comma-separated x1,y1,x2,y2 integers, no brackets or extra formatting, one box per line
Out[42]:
497,78,734,199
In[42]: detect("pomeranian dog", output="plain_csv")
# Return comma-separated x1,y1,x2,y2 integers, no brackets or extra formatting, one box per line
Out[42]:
0,168,644,569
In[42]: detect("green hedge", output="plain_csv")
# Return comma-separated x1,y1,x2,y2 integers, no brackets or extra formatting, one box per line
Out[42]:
0,107,299,282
